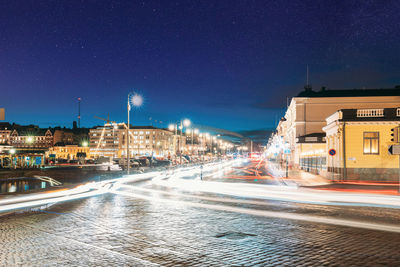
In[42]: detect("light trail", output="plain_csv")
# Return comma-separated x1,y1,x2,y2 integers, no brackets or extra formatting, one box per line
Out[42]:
0,171,164,212
119,184,280,207
0,160,239,213
110,189,400,234
150,176,400,209
0,186,104,213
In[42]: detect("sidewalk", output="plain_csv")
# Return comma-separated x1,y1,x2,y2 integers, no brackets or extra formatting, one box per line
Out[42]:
286,169,330,186
289,169,400,195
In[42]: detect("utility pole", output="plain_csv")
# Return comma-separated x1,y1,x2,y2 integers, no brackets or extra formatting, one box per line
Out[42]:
127,97,131,175
78,98,81,128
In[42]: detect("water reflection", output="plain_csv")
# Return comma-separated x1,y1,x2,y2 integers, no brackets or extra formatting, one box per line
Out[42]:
0,177,60,194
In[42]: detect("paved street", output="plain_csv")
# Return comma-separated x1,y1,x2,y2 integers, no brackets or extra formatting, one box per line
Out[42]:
1,159,400,266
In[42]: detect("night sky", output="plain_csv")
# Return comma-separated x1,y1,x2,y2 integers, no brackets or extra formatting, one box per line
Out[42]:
1,1,400,133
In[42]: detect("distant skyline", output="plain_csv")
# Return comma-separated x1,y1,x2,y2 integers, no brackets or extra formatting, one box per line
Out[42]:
1,1,400,132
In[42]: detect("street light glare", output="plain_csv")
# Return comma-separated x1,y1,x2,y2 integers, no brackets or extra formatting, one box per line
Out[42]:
183,119,191,127
168,124,175,131
130,93,143,107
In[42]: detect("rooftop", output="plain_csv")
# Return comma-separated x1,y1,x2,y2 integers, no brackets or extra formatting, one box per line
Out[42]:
296,86,400,98
339,108,400,122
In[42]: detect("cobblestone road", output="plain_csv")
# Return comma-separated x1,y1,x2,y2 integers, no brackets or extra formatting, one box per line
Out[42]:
1,160,400,266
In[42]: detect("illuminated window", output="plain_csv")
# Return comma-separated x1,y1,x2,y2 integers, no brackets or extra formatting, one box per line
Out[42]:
363,132,379,154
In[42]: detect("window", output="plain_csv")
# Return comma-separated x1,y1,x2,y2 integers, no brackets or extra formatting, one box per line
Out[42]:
363,132,379,154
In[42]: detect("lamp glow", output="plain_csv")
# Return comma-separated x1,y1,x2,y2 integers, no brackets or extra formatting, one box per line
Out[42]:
130,93,143,107
183,119,191,127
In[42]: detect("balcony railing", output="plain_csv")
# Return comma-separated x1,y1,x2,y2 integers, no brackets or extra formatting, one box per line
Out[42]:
356,109,384,117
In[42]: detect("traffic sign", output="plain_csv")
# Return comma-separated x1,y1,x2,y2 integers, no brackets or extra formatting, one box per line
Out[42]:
391,127,400,143
328,149,336,156
388,144,400,155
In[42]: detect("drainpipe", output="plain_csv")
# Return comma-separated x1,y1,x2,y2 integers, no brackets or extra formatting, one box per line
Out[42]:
342,122,347,181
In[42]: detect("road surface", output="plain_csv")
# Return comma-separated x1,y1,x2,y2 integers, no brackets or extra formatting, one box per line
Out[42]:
1,159,400,266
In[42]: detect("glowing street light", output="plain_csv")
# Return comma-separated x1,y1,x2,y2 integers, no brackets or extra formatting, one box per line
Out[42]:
26,136,34,144
82,141,88,147
183,119,191,127
9,149,16,154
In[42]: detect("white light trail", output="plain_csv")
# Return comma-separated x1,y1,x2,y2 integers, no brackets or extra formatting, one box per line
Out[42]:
151,173,400,209
111,189,400,234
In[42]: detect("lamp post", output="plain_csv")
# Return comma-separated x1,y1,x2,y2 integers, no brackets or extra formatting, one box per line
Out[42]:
180,119,191,163
127,92,143,174
194,128,199,155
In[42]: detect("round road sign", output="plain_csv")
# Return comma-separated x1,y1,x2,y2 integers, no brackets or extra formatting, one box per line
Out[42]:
328,149,336,156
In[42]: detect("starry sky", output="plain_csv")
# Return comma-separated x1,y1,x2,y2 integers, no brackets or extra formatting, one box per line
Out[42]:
1,0,400,134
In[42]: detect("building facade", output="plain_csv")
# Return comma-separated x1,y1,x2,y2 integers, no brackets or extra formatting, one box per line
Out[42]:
323,107,400,181
9,129,53,148
89,124,174,158
274,88,400,171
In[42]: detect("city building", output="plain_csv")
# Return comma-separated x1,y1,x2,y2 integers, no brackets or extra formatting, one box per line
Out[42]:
9,128,53,148
89,124,174,158
323,107,400,181
89,124,121,158
0,126,53,168
47,145,91,161
272,87,400,173
53,130,76,145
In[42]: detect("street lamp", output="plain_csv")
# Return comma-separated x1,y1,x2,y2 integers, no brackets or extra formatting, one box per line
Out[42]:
127,92,143,174
183,119,191,127
178,119,191,161
82,141,88,147
193,128,199,155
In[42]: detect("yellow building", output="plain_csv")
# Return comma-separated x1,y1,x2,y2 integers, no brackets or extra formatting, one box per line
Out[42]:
271,87,400,173
323,107,400,181
47,145,91,160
